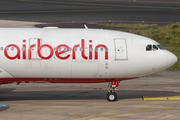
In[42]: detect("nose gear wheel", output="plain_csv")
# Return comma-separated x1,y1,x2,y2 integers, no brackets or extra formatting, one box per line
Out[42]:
107,92,117,101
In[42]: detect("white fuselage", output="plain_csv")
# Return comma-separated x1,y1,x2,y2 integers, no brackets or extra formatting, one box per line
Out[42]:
0,28,177,84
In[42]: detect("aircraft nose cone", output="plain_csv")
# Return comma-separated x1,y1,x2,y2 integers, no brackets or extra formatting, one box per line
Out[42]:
167,51,177,67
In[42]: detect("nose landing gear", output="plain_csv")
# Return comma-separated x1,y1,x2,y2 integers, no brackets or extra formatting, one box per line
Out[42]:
107,81,119,101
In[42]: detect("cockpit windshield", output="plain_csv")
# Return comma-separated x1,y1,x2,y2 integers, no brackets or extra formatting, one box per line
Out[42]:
146,45,152,51
157,45,164,50
146,44,164,51
153,45,158,51
146,44,158,51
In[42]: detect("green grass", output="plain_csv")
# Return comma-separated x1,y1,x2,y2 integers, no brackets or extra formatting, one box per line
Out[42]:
98,23,159,29
97,23,180,70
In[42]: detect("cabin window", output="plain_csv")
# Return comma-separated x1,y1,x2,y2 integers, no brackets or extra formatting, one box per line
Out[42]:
22,47,25,51
0,47,3,51
54,47,56,51
100,47,104,51
153,45,158,51
95,48,98,51
80,48,82,51
74,47,77,51
90,48,93,51
146,45,152,51
69,47,72,51
64,47,67,51
59,47,61,51
6,47,9,51
11,47,14,51
105,48,108,51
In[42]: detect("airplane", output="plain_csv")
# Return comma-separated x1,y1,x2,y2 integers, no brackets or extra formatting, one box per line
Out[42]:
0,26,177,101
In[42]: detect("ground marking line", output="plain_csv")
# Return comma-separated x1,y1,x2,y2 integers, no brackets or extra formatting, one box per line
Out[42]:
143,96,180,100
84,106,180,120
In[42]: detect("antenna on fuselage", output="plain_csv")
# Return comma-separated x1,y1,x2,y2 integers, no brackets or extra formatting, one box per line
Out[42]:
84,24,88,29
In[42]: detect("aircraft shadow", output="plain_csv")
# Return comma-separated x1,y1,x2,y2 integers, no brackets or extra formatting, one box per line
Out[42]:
0,90,180,101
0,88,16,94
0,107,10,112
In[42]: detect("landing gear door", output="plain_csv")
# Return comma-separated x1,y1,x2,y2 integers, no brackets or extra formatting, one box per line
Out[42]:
29,38,42,60
114,38,128,60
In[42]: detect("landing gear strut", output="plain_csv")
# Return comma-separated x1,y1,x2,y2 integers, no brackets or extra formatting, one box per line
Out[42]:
106,81,119,101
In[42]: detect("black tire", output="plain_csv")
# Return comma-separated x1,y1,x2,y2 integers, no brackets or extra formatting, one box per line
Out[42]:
106,92,117,101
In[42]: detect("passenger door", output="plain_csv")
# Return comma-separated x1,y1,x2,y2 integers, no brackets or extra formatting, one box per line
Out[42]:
114,38,128,60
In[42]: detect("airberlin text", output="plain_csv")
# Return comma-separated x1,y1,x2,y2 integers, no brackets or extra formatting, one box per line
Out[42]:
4,39,108,60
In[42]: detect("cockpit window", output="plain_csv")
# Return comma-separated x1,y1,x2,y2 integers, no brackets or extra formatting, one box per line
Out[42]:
153,45,158,51
157,45,164,50
146,45,152,51
146,44,159,51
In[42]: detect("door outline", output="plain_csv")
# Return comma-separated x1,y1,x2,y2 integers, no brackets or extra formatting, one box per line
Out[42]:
114,38,128,60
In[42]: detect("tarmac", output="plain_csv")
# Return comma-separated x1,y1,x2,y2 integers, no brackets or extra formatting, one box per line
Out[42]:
0,70,180,120
0,0,180,24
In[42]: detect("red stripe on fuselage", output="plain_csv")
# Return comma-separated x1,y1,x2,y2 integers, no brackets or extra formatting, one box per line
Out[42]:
0,78,136,84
